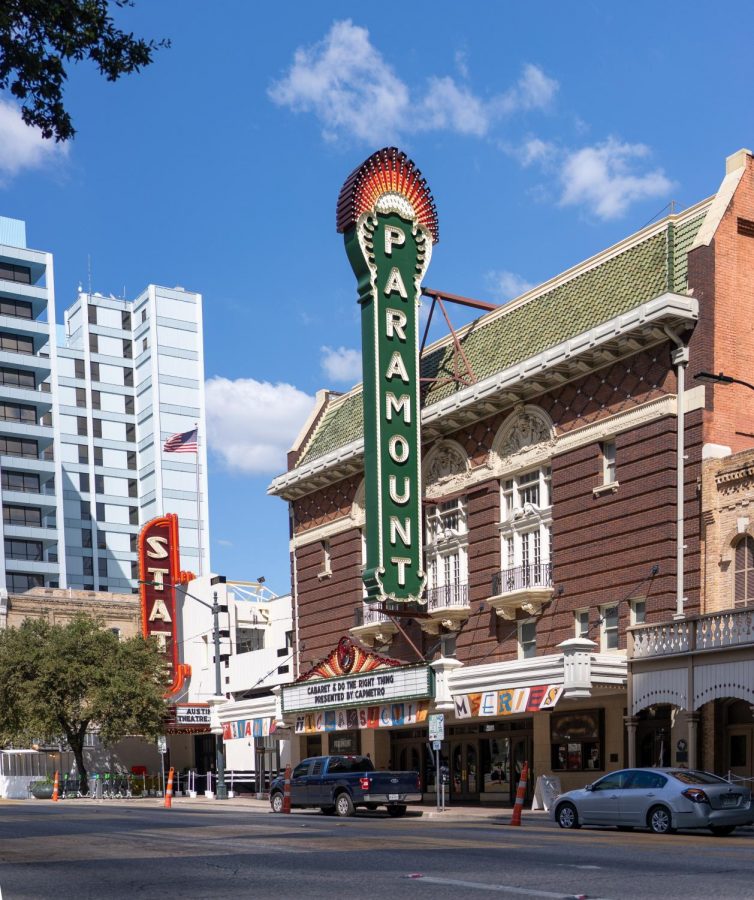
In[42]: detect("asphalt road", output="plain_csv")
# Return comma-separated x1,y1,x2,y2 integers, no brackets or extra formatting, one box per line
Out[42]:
1,802,752,900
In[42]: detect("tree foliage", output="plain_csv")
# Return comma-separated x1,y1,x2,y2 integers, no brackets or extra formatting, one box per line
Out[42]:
0,614,168,791
0,0,169,141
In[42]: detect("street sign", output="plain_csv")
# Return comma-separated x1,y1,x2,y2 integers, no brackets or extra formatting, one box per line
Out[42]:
157,736,167,754
432,740,442,751
429,713,445,741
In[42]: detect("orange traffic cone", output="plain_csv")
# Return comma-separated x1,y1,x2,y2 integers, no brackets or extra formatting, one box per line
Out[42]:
164,767,175,809
282,765,292,814
51,770,60,802
508,761,529,826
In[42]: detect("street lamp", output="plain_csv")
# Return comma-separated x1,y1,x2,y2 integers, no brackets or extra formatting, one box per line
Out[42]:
695,371,754,392
141,573,229,800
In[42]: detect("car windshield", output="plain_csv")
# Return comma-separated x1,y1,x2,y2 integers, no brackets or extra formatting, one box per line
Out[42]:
669,770,727,785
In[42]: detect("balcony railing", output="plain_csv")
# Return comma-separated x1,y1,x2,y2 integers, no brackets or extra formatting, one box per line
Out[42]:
630,606,754,659
353,603,393,628
491,563,552,595
427,581,468,611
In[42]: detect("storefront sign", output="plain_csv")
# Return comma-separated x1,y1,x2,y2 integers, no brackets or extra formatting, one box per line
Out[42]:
453,684,563,719
294,701,429,734
139,513,191,696
222,717,275,741
337,148,439,604
175,705,210,726
283,664,433,714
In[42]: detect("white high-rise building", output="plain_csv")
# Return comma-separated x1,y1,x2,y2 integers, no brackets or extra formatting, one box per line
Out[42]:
0,215,210,598
58,288,210,590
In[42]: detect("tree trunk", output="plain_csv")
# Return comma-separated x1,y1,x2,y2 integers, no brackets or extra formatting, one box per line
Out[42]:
68,733,88,796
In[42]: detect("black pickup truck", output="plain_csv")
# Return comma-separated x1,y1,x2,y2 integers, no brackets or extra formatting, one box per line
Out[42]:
269,755,422,817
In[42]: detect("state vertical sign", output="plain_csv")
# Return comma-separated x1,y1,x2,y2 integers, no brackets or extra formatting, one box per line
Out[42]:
337,148,439,604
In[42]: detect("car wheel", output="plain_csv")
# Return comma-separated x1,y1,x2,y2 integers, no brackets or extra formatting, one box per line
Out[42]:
647,805,675,834
556,802,580,829
320,806,336,816
387,805,407,818
270,792,284,814
710,825,736,837
335,792,355,817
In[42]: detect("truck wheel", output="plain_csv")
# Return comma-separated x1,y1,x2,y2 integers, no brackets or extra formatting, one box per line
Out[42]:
335,792,354,817
270,792,284,814
387,805,407,818
365,803,379,811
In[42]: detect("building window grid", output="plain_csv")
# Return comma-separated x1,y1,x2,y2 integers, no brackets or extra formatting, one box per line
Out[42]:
425,498,468,601
575,608,590,638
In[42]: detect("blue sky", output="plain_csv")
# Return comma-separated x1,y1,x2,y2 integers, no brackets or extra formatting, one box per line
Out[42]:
1,2,752,595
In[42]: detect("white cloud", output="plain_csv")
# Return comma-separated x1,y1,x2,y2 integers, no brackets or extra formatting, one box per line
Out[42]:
321,345,362,384
485,270,535,303
268,19,409,144
559,138,674,220
270,21,558,143
509,63,559,111
0,99,65,184
419,77,489,137
518,137,556,167
205,377,315,475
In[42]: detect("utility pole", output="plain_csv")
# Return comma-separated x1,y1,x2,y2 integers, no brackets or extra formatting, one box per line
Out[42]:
212,582,228,800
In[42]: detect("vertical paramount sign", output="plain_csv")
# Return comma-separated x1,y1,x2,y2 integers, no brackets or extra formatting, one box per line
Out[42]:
337,148,439,604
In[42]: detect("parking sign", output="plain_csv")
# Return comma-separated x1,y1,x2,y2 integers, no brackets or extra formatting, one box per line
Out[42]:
428,713,445,742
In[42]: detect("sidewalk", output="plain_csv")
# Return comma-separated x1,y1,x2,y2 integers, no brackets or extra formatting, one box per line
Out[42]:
169,793,549,823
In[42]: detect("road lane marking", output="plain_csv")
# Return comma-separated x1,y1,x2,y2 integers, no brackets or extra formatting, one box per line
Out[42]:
404,875,614,899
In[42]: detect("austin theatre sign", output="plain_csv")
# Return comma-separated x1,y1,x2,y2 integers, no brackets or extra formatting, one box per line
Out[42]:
337,147,439,605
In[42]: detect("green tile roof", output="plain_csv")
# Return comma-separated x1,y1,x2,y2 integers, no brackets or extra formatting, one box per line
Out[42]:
298,212,708,467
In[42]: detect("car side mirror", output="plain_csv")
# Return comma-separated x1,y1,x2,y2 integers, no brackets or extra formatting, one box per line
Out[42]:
584,783,594,792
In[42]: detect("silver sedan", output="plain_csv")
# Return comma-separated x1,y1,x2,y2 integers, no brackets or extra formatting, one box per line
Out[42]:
552,768,754,835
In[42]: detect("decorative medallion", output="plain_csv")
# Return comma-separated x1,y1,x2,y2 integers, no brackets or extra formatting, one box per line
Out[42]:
338,147,439,604
296,636,402,682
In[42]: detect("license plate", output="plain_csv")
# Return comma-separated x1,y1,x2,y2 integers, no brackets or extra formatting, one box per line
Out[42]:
388,793,399,801
722,795,739,808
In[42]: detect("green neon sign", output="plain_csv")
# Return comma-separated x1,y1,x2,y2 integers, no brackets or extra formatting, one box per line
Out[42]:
337,148,439,604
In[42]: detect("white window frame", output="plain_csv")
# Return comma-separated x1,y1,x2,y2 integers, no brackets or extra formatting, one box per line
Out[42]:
594,440,619,496
317,539,332,580
600,603,620,652
630,599,646,626
518,618,537,660
499,466,552,583
575,608,590,639
425,497,468,592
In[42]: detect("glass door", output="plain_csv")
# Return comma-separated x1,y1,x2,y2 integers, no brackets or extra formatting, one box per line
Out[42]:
450,740,480,800
511,736,533,804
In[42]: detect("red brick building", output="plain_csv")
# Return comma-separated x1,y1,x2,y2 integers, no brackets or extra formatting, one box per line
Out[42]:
269,148,754,802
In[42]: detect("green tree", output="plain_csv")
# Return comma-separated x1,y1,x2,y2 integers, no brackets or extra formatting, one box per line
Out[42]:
0,1,169,141
0,614,168,793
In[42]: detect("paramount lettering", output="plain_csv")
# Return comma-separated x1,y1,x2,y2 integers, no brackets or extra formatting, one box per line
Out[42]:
339,148,436,602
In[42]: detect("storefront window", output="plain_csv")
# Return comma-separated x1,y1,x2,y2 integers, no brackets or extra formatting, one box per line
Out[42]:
329,730,360,755
550,710,603,772
480,736,511,794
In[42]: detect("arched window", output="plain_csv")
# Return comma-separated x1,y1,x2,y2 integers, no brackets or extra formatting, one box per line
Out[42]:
734,535,754,607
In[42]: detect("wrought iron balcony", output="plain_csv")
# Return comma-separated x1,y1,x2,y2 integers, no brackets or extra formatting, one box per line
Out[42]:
488,563,553,620
630,606,754,659
350,601,398,648
492,563,552,595
427,581,469,611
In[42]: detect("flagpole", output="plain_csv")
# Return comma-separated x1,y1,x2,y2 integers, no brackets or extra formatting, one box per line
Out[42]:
195,421,203,576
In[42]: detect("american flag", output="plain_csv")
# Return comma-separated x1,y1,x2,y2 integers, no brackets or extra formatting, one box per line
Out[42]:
163,428,198,453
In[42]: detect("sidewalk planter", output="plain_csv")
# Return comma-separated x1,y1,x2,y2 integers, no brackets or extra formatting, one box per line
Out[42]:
30,781,54,800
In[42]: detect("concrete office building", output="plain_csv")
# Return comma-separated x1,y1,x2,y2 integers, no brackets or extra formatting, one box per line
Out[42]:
0,215,209,598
